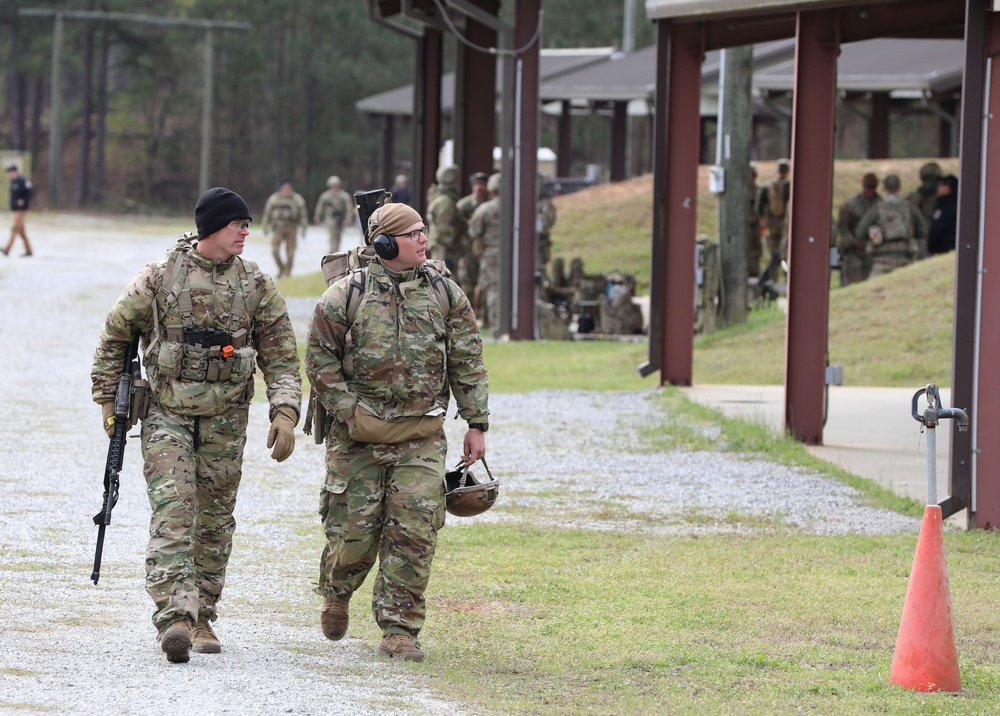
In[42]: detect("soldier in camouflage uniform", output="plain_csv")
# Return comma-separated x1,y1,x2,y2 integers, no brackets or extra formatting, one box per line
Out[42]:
305,202,489,662
314,176,354,254
456,171,489,298
536,178,557,275
262,179,308,278
748,164,761,279
907,162,942,259
467,173,502,331
756,159,791,267
91,187,302,664
855,174,928,278
837,172,880,286
426,164,463,273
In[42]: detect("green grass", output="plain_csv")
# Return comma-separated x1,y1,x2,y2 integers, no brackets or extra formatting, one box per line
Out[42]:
549,158,960,292
418,524,1000,716
693,252,956,387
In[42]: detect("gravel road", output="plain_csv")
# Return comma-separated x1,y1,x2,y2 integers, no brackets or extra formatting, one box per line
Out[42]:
0,214,918,715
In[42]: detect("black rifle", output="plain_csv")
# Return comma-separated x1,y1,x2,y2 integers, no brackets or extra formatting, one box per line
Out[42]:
354,189,391,244
91,336,140,585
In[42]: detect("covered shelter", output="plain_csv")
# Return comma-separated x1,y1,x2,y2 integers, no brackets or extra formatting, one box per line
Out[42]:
643,0,1000,528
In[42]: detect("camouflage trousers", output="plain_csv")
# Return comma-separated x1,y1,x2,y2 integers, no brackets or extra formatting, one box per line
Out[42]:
870,252,913,278
270,225,298,277
841,251,873,286
766,215,787,259
316,422,447,637
325,221,344,255
140,401,249,633
478,250,500,330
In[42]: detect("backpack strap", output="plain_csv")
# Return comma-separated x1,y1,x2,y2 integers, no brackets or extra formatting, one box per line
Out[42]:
155,237,196,340
345,267,368,326
422,263,452,317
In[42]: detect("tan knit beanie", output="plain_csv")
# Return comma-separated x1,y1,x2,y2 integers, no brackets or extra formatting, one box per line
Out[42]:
368,202,422,241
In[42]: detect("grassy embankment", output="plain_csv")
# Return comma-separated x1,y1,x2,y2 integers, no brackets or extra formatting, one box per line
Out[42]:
281,158,959,388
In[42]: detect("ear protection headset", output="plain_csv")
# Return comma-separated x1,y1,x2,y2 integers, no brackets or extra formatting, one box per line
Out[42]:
367,208,399,260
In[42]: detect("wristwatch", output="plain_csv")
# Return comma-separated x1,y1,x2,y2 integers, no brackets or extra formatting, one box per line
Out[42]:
469,422,489,433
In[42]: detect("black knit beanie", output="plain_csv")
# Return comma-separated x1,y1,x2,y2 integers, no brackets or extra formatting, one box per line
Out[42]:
195,187,252,239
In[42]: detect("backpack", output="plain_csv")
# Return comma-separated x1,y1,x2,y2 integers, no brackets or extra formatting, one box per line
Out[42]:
303,247,452,443
877,202,912,242
768,179,786,218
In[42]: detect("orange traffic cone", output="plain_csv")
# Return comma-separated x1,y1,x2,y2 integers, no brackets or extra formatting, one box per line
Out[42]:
888,505,961,693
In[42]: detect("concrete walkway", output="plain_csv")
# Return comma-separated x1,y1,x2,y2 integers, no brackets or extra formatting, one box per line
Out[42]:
684,384,966,525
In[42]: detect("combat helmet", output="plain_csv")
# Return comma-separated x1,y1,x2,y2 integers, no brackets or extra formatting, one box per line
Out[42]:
487,172,502,194
919,162,943,182
435,164,460,185
445,460,499,517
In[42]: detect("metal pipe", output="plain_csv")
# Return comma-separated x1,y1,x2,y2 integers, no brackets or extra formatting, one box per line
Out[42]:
972,56,992,514
913,384,970,506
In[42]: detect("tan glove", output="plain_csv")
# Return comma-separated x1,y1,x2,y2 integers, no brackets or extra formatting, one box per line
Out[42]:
101,402,131,439
267,406,297,462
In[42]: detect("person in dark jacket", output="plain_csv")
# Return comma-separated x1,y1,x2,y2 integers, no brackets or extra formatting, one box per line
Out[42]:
928,175,958,256
3,164,34,257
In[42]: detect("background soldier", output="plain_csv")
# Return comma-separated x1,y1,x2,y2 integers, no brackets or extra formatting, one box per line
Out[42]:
305,202,488,663
456,171,489,298
262,179,308,278
748,163,761,279
837,172,880,286
426,164,462,272
928,175,959,256
2,163,34,258
536,177,557,276
467,173,502,331
855,174,927,278
91,187,302,663
907,161,943,258
756,158,791,270
314,176,353,254
390,174,411,206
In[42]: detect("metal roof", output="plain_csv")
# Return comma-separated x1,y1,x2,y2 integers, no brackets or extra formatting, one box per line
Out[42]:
754,38,964,95
354,48,615,116
357,38,963,117
644,0,823,20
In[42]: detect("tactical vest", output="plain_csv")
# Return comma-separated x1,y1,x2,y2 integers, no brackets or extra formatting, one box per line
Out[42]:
146,235,264,416
768,179,787,218
303,247,451,443
877,202,913,242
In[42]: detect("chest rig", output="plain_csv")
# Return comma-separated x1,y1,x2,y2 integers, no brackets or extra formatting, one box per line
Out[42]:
152,235,260,384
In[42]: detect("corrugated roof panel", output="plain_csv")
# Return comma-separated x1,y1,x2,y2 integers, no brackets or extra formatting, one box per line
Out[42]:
644,0,824,20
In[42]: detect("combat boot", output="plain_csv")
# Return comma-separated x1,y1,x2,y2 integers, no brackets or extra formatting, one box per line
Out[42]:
378,633,424,662
159,619,192,664
192,619,221,653
320,597,349,641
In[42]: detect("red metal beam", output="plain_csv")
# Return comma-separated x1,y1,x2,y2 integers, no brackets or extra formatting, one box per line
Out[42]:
784,9,839,445
869,92,890,159
972,8,1000,528
949,0,987,522
658,22,703,386
455,0,498,187
414,29,442,216
510,0,540,340
610,101,627,182
557,100,571,177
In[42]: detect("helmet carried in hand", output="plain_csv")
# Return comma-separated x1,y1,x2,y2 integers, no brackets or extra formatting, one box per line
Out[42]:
445,459,499,517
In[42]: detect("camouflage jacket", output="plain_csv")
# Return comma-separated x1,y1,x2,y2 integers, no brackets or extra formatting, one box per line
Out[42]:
426,184,462,254
92,242,302,419
537,197,557,235
456,192,483,226
263,191,308,231
314,189,353,226
837,191,881,253
467,197,502,254
305,259,489,425
855,195,928,243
